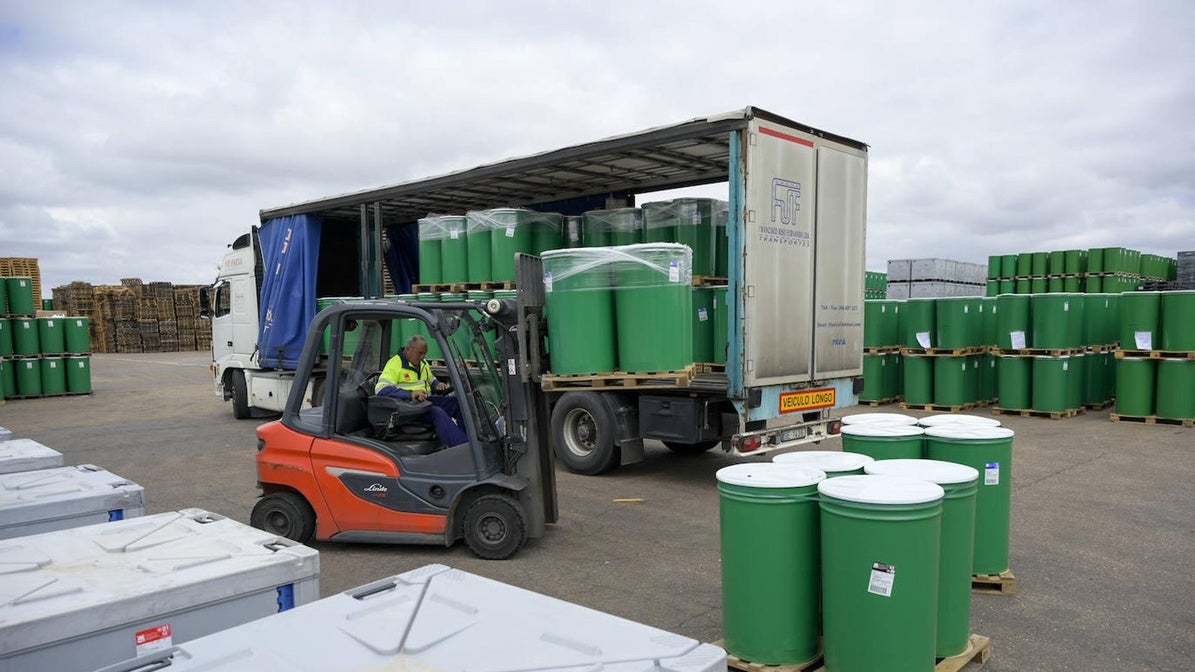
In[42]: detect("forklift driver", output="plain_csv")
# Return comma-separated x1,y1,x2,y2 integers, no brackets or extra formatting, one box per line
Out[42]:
375,335,469,446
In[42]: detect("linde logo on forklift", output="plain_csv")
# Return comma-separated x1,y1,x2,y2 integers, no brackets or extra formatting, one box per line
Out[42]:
364,483,388,493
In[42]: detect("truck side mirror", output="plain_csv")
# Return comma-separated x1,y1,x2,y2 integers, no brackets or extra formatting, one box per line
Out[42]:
199,287,212,319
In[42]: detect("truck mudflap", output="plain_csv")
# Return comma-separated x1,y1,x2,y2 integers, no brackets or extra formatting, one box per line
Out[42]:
728,414,843,457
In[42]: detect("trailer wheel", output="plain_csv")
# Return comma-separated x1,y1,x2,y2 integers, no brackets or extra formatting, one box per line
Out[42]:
250,492,316,543
662,440,720,454
231,369,250,419
462,493,527,560
551,391,620,475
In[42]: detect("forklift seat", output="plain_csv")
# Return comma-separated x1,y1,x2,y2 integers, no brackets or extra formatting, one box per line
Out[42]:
366,397,436,441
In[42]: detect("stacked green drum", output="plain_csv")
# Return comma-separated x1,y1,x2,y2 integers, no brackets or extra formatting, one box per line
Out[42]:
933,356,972,406
15,357,41,396
439,215,469,283
1032,356,1074,412
40,356,65,395
483,209,563,283
773,450,874,477
1119,291,1160,350
612,244,692,373
1115,358,1156,416
718,463,826,665
65,318,90,353
902,298,935,349
840,424,925,460
1161,291,1195,351
417,216,446,285
1031,294,1081,349
903,354,934,405
692,286,715,363
864,459,980,657
935,298,976,349
37,317,64,354
465,210,494,283
66,355,91,393
997,355,1032,410
925,426,1015,574
1156,361,1195,420
818,475,945,672
542,248,617,375
642,198,724,277
5,278,35,315
995,294,1030,350
581,208,642,247
12,317,38,355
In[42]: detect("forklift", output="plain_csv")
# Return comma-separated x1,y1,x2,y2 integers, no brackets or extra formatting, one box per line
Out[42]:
249,261,557,559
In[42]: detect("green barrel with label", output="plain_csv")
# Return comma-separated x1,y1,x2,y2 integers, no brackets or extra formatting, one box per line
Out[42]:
924,426,1015,574
37,317,65,354
935,298,975,349
933,356,970,406
15,357,41,396
987,255,1001,279
12,317,39,356
818,475,945,672
1048,250,1065,275
1015,278,1031,294
997,356,1032,410
1064,249,1087,274
542,248,616,375
1087,247,1105,273
465,210,494,282
713,285,729,365
1031,294,1078,349
5,277,35,315
902,298,935,349
864,459,980,657
417,216,445,285
487,209,564,282
64,317,90,353
841,424,925,460
1015,252,1032,277
642,198,718,276
66,355,91,393
860,354,888,402
1031,252,1048,276
1155,360,1195,420
1082,294,1113,346
1115,357,1156,416
612,244,692,373
718,463,826,665
902,354,934,405
692,286,715,363
1032,356,1073,412
40,356,66,395
582,208,642,247
1119,291,1161,350
1161,291,1195,351
773,450,874,477
1001,254,1018,278
439,215,470,283
1031,277,1047,294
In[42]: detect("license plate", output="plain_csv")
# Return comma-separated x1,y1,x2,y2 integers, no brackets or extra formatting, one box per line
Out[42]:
779,427,808,443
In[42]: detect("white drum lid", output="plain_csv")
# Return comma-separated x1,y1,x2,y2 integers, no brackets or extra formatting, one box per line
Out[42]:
840,413,918,426
818,474,945,505
917,414,1002,428
864,459,979,484
773,450,874,472
840,424,925,438
924,426,1015,440
716,463,825,488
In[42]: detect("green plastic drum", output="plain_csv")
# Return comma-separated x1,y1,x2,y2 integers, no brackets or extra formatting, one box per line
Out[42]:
902,298,935,349
1047,276,1064,293
12,318,39,356
1085,276,1102,293
995,294,1030,350
40,356,65,395
997,356,1031,409
0,359,12,397
1087,247,1105,273
417,217,444,285
1032,356,1073,412
439,216,469,283
902,354,934,405
860,354,888,402
15,358,41,396
986,281,998,297
1068,353,1086,410
613,244,692,373
1103,247,1125,273
713,286,729,365
1031,252,1048,277
967,355,983,404
864,460,979,657
924,426,1014,574
1048,250,1065,275
987,255,1001,279
489,209,563,282
935,298,975,349
692,286,715,363
773,450,874,477
1161,291,1195,351
1015,278,1031,294
980,297,997,346
1030,277,1047,294
64,317,90,353
1031,294,1079,349
840,412,918,426
1082,294,1114,346
465,211,494,283
643,199,717,276
0,279,6,313
37,317,64,354
5,278,35,315
864,300,902,348
818,475,944,672
1063,276,1080,293
1119,291,1161,350
1155,360,1195,420
1064,249,1087,274
0,319,11,356
1083,352,1109,406
582,208,642,247
718,464,826,665
1001,254,1018,278
981,354,997,402
542,249,616,375
66,355,91,394
933,356,970,406
999,279,1014,294
841,424,925,460
531,214,563,256
1115,357,1156,416
1016,253,1032,277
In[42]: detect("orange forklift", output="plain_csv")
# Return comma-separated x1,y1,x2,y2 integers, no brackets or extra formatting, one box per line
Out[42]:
249,267,556,559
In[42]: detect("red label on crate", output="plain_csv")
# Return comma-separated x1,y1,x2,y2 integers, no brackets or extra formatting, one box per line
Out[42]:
135,624,172,656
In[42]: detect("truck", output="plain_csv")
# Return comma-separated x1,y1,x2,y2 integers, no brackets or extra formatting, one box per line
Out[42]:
202,106,868,473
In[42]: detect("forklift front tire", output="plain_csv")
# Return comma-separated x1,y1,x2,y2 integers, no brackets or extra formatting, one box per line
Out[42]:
462,493,527,560
250,492,316,544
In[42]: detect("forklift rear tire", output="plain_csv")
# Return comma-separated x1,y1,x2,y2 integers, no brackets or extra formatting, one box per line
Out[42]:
250,492,316,544
551,391,620,475
662,440,719,454
231,369,250,420
462,493,527,560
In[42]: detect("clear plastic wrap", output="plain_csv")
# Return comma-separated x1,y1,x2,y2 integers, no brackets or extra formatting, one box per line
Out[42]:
581,208,643,247
418,214,463,241
641,198,726,276
542,243,693,292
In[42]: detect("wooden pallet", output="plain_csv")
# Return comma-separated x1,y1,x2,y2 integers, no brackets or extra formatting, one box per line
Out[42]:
1085,344,1118,353
1082,400,1115,410
692,275,729,287
863,346,899,354
990,347,1085,357
1109,414,1195,428
806,634,991,672
541,364,697,390
410,283,455,293
972,570,1017,596
1114,349,1195,360
718,641,823,672
992,407,1084,419
900,347,989,357
901,402,977,412
695,362,726,374
863,397,901,407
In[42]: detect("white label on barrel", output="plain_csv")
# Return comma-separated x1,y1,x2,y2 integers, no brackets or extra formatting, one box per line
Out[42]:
1010,331,1026,349
1063,301,1069,311
543,272,553,293
669,261,680,283
569,227,579,242
868,562,895,597
22,323,29,330
1063,360,1069,371
985,462,1000,485
1135,331,1152,350
505,223,516,238
698,307,708,321
964,305,969,313
449,225,460,239
916,331,931,348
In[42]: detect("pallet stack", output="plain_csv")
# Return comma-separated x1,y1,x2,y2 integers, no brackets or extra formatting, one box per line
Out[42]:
51,280,209,354
886,258,986,299
0,258,41,304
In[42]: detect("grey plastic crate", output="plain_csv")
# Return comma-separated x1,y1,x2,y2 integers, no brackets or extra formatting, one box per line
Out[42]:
0,438,63,474
96,564,725,672
887,259,913,282
886,281,911,299
0,508,320,672
0,464,145,539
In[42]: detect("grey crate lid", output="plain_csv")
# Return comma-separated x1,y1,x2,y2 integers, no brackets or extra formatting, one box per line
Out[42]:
0,438,64,474
0,509,320,656
96,564,727,672
0,465,143,527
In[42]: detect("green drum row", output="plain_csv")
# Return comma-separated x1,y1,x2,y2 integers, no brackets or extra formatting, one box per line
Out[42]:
892,355,997,407
418,209,566,285
995,353,1115,412
0,317,91,356
990,293,1122,350
1117,290,1195,351
989,248,1175,280
541,244,702,375
1116,358,1195,419
0,277,37,315
0,355,92,399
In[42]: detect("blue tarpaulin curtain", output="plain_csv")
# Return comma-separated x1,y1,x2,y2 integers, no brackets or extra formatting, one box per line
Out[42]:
384,223,418,293
258,215,321,369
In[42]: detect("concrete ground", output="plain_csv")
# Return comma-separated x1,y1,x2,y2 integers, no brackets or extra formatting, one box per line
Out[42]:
2,351,1192,671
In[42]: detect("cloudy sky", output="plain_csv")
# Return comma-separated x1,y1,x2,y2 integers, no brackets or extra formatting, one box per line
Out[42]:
1,1,1192,297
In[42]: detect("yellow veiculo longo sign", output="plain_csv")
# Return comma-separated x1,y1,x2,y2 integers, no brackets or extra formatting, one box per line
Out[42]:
779,388,836,414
